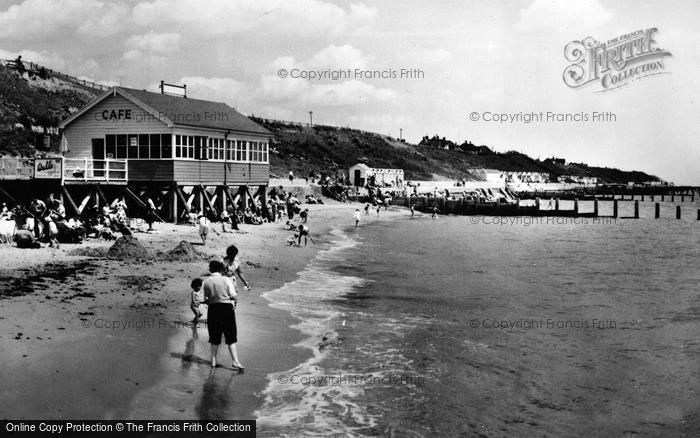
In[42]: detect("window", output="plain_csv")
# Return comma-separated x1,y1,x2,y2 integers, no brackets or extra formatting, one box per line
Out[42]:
128,135,138,158
208,138,225,160
188,136,194,159
162,134,172,158
175,135,182,157
226,140,235,161
116,135,127,159
262,142,268,162
138,134,149,159
106,134,116,158
150,134,161,159
235,140,247,161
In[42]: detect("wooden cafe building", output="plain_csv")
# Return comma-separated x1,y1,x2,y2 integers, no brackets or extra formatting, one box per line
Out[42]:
0,84,272,222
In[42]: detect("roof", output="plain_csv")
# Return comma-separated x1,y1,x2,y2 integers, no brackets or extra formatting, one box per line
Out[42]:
60,86,271,136
350,163,371,170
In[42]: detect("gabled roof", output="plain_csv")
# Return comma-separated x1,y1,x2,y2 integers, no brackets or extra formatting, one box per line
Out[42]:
60,86,271,136
350,163,372,170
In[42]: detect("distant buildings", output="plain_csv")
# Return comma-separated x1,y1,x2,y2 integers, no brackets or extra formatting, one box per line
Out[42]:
349,163,404,187
556,175,598,185
418,135,456,150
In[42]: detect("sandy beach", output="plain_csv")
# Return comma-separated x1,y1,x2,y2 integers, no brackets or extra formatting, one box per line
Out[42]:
0,201,391,421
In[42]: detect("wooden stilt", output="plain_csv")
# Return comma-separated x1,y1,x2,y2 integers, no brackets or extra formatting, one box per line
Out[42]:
124,186,165,222
593,200,599,217
61,186,79,215
574,198,579,215
634,200,639,219
199,185,217,216
170,184,178,223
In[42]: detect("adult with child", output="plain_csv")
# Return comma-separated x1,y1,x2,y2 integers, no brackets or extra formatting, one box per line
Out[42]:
223,245,251,292
202,260,244,370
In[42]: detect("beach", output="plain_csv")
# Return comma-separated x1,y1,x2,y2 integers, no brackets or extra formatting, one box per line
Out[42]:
0,202,389,422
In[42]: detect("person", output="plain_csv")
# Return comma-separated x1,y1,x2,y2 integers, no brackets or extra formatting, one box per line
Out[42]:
410,203,415,217
300,208,309,223
190,278,204,324
220,209,232,233
224,245,251,291
0,202,9,219
45,215,59,249
146,197,156,231
14,229,41,248
198,214,210,245
353,209,361,228
432,206,440,219
202,260,243,370
297,224,315,246
376,203,381,216
364,203,370,216
286,233,299,246
288,170,294,183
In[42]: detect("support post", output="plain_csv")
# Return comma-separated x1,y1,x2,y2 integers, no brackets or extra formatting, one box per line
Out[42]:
613,200,618,218
655,202,660,219
676,205,681,219
170,184,178,223
634,200,639,219
574,198,579,215
555,198,560,211
594,200,599,217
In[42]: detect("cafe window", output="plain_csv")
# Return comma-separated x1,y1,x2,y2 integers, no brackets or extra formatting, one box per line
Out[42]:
106,134,116,158
138,134,149,159
235,140,247,161
116,134,127,159
150,134,161,159
162,134,172,158
226,140,235,161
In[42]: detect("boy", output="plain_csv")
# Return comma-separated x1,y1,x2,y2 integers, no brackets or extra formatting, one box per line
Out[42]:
353,209,361,228
297,224,315,246
190,278,204,324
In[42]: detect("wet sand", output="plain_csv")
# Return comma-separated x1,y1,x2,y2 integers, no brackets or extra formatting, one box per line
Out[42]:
0,202,360,420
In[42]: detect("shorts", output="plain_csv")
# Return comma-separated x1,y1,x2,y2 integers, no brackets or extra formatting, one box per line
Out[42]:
207,303,237,345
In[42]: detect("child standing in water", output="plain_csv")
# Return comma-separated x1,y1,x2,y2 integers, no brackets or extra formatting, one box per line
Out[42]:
353,208,362,228
190,278,204,324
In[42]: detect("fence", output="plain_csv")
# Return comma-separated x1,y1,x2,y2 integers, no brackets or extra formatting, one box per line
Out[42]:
1,59,107,91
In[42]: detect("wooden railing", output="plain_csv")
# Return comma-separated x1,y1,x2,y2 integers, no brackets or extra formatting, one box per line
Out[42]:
62,158,127,182
1,59,107,91
0,157,34,180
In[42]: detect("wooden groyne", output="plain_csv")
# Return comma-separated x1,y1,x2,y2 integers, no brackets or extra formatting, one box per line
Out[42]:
393,195,700,220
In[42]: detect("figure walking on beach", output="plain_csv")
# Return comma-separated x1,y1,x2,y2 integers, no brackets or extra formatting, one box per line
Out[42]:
223,245,251,291
198,214,210,245
353,209,361,228
431,206,440,220
190,278,204,324
203,260,244,370
410,203,415,217
146,197,156,231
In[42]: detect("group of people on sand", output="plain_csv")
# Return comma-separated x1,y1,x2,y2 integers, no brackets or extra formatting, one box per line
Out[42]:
189,245,251,370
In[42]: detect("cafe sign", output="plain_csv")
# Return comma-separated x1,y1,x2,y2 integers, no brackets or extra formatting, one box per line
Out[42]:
34,158,63,179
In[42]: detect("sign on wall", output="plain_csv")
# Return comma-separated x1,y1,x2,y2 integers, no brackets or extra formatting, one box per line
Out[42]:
34,158,63,179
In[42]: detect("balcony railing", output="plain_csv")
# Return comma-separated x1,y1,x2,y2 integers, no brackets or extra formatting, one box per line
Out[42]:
62,158,128,183
0,157,34,180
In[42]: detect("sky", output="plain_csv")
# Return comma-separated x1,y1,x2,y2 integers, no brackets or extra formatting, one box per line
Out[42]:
0,0,698,184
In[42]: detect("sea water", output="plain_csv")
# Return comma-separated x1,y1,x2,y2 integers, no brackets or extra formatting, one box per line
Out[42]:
256,210,700,436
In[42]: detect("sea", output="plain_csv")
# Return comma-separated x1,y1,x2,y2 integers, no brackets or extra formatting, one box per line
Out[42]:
255,202,700,437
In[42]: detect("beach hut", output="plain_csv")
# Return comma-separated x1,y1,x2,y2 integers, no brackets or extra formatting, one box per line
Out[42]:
349,163,404,187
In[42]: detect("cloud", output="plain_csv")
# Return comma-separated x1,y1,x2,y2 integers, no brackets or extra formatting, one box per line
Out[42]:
260,74,397,106
273,44,373,70
262,45,396,106
406,48,451,64
515,0,613,33
122,32,181,61
0,0,129,39
131,0,378,36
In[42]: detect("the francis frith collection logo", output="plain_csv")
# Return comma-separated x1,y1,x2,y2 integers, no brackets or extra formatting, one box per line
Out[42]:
563,27,672,92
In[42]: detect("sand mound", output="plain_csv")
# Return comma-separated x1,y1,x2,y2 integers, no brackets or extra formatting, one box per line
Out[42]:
162,240,205,262
69,247,109,258
107,236,151,260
